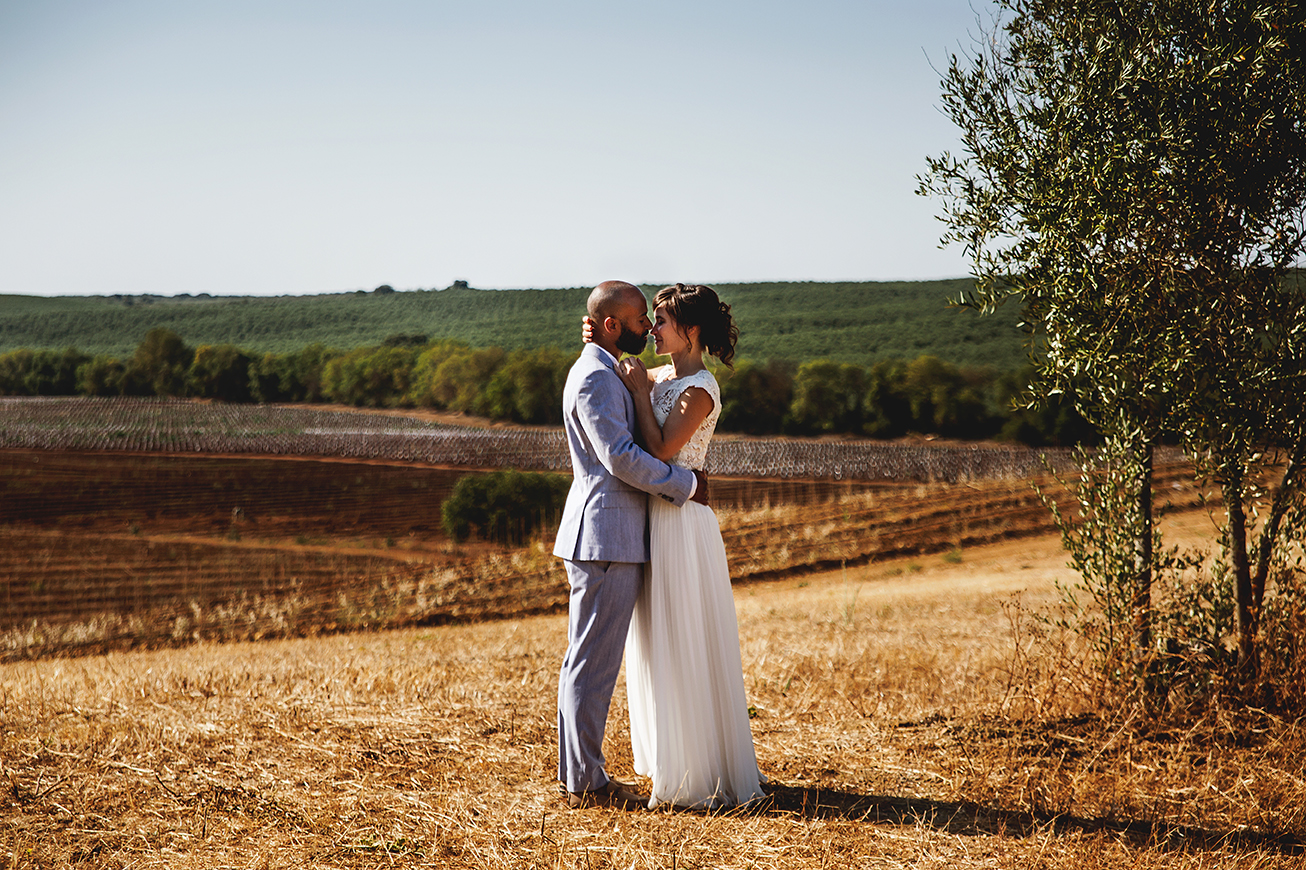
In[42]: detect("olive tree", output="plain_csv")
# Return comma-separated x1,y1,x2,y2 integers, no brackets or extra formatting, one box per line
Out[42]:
920,0,1306,696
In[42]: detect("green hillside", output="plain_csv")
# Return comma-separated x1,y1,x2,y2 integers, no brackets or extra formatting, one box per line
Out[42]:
0,280,1027,370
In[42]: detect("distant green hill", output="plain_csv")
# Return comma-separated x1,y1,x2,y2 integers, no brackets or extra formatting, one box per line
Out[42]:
0,280,1028,370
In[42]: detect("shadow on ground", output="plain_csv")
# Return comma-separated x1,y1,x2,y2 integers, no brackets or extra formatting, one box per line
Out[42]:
751,783,1304,855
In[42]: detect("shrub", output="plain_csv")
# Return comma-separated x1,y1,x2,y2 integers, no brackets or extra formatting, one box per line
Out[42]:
188,344,255,402
250,343,340,403
321,346,416,407
862,359,911,437
411,345,506,414
479,347,574,424
718,359,795,435
441,469,572,546
788,360,866,434
0,347,90,396
992,367,1098,446
126,328,192,397
901,355,995,437
76,355,128,396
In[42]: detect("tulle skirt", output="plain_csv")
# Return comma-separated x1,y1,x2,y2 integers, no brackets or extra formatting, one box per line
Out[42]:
625,498,765,809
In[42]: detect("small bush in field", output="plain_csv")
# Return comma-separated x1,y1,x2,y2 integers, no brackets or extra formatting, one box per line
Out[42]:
441,469,571,546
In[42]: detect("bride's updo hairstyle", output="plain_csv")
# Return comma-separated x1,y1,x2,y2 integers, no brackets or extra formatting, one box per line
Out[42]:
652,283,739,368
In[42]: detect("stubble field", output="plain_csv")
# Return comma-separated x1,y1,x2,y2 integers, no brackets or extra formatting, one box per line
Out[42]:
4,509,1305,868
0,398,1300,867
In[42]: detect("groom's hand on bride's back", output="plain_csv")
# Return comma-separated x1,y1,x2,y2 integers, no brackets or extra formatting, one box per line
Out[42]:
691,469,709,506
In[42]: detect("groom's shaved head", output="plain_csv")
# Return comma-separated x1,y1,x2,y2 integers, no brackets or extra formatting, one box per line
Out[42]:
588,280,644,319
588,280,651,356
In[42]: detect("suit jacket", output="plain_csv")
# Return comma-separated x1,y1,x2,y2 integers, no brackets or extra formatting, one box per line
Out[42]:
553,343,695,563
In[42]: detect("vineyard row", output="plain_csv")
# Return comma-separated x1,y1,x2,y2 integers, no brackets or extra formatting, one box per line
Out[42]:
0,396,1109,483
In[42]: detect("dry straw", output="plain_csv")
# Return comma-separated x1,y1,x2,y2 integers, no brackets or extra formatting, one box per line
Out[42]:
3,517,1303,868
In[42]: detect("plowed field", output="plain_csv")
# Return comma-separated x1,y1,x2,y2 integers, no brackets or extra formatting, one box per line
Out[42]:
0,448,1203,661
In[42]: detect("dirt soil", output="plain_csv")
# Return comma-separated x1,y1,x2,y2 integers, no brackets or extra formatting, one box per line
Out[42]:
0,448,1205,660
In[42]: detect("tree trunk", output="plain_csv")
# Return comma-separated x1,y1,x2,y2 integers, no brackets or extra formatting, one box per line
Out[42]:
1224,470,1257,680
1253,449,1303,617
1131,441,1154,669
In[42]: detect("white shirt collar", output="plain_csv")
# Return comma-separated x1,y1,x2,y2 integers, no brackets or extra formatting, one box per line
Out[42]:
591,343,619,369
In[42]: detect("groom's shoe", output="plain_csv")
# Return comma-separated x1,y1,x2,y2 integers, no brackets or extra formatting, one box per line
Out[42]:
566,779,647,810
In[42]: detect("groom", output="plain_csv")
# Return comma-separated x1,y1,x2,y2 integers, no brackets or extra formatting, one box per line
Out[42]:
554,280,704,810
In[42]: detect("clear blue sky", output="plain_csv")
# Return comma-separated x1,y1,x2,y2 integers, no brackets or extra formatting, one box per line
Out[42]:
0,0,994,297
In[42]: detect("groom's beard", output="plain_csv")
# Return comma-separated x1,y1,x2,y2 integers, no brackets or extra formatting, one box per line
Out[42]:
615,327,649,356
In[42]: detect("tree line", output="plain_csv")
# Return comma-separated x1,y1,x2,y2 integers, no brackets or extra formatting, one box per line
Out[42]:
0,327,1094,445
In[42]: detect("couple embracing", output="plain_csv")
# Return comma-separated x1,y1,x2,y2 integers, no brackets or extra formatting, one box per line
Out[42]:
554,280,765,811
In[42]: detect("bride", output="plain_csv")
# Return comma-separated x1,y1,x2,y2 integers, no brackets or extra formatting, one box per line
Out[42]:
600,283,766,810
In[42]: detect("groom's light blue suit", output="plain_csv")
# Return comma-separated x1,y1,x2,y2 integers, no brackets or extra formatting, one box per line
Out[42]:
554,343,696,794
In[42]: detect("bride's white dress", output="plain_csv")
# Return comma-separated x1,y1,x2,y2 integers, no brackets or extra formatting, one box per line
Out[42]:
625,366,765,809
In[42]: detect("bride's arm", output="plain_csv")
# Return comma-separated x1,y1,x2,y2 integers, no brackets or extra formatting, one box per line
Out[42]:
617,360,713,462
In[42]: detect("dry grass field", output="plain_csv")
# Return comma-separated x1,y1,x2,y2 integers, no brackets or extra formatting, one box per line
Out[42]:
4,509,1304,869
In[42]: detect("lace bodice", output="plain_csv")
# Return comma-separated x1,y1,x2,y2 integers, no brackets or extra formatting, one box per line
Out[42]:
650,367,720,470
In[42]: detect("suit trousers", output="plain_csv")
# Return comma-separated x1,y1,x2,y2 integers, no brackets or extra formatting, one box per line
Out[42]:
557,558,643,793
